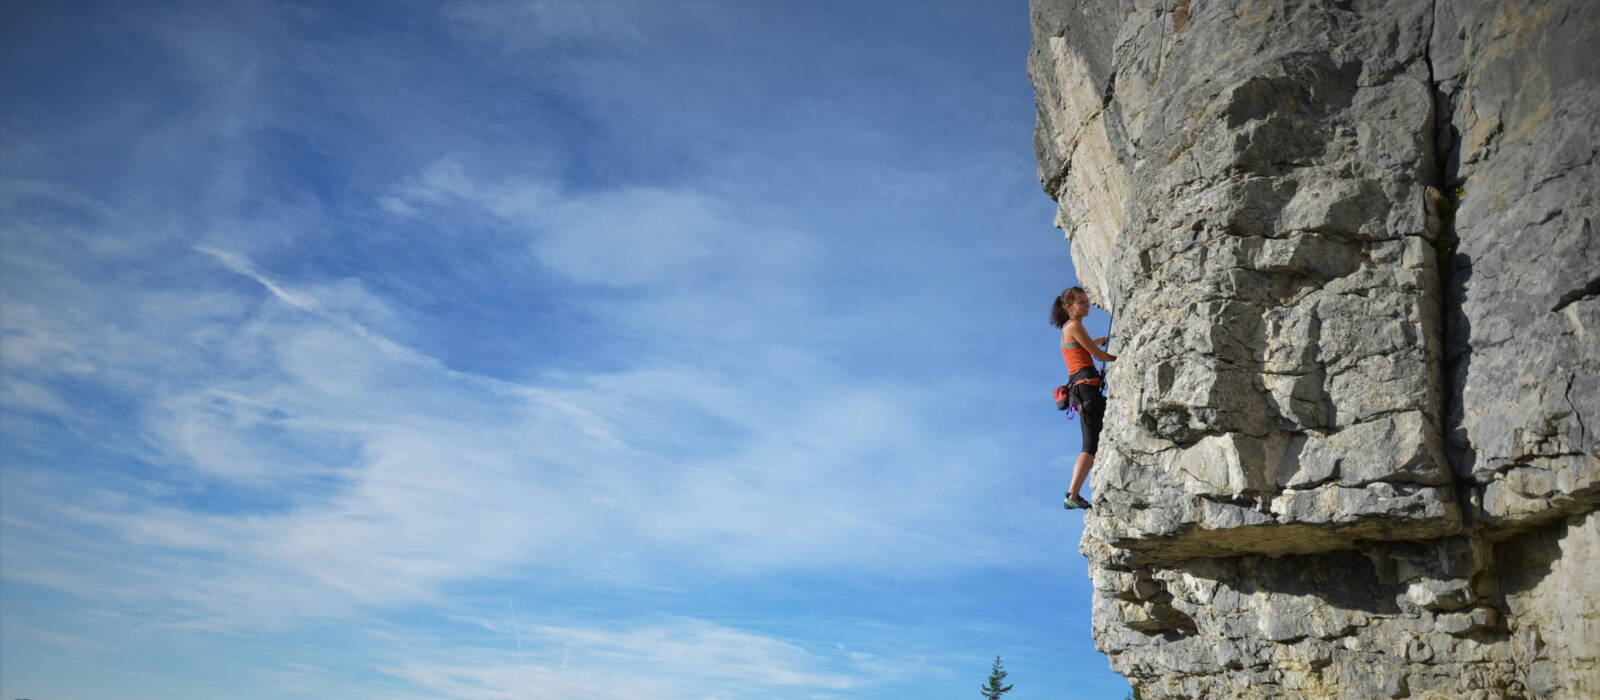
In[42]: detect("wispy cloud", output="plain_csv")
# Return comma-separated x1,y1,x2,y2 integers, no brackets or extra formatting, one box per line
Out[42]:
380,158,816,289
440,0,720,52
2,220,1016,631
379,617,864,699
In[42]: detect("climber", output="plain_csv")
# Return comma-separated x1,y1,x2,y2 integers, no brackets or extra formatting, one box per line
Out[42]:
1050,286,1116,510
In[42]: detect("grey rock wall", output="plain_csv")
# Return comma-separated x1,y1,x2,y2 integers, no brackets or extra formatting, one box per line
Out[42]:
1029,0,1598,697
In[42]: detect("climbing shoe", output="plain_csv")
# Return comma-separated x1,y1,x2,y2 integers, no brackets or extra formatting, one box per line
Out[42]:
1062,493,1092,510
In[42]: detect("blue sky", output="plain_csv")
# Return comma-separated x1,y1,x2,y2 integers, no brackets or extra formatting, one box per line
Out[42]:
0,1,1126,698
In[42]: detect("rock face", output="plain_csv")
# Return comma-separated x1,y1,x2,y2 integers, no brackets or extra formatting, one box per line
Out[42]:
1029,0,1598,697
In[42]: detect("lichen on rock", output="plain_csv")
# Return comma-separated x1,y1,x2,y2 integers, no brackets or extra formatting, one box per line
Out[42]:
1029,0,1599,697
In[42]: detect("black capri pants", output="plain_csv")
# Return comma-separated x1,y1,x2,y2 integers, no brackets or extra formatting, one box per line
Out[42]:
1070,382,1107,455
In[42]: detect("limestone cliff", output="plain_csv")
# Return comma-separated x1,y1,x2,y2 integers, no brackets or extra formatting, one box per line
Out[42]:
1028,0,1598,697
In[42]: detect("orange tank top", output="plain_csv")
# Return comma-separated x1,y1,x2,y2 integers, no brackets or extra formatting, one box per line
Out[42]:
1062,336,1100,384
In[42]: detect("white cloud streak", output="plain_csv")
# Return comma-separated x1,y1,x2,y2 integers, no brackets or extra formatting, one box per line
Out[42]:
2,214,1014,633
440,0,722,53
381,158,816,289
379,618,863,700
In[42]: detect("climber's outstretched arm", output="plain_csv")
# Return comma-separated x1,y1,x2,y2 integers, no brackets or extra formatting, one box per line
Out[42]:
1068,323,1117,363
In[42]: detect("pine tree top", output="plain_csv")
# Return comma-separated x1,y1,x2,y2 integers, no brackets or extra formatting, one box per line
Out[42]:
979,655,1013,699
